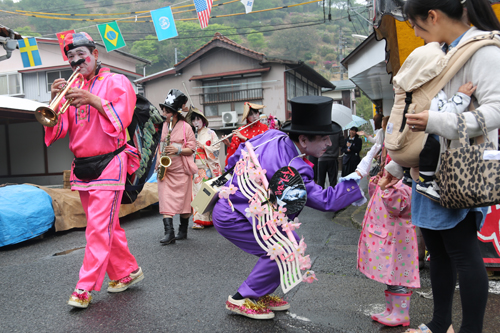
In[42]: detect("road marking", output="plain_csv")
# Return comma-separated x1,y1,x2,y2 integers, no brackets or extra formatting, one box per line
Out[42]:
288,312,311,322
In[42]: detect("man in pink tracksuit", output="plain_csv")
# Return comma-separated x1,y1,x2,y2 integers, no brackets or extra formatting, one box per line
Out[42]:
43,32,144,308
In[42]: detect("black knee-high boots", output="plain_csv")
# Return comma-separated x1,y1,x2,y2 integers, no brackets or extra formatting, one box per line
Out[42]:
160,217,175,245
176,216,189,240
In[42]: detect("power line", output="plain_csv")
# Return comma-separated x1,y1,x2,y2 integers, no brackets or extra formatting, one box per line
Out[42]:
116,20,329,42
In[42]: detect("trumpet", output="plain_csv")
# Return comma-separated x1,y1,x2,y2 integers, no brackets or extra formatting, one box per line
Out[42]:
212,114,267,146
157,118,173,181
35,67,85,127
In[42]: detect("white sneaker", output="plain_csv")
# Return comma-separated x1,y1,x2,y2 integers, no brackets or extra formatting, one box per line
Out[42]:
225,295,275,319
416,180,440,202
68,289,92,308
107,267,144,293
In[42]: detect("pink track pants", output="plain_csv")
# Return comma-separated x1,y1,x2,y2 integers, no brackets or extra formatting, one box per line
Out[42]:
76,189,138,291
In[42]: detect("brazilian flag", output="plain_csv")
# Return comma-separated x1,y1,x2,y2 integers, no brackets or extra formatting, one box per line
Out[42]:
97,21,126,52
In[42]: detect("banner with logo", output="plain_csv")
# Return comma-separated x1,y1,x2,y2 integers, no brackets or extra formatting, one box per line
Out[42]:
151,6,178,41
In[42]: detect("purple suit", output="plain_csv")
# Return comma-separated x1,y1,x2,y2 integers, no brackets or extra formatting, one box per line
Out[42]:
213,130,363,298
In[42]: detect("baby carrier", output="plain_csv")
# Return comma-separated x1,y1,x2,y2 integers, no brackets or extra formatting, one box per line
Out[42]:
385,31,500,168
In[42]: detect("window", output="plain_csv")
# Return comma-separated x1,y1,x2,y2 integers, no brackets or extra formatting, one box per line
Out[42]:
46,70,73,92
0,73,22,96
201,76,263,117
285,71,319,112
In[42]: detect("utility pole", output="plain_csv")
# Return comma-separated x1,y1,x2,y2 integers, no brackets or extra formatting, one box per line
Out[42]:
175,48,178,64
338,28,345,80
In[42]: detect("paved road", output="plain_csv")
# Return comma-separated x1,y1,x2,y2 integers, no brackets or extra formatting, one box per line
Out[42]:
1,203,499,333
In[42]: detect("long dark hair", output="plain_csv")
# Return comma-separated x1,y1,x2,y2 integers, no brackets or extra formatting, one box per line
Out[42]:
404,0,500,31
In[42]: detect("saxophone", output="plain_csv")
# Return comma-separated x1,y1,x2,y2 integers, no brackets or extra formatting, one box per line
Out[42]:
157,118,173,181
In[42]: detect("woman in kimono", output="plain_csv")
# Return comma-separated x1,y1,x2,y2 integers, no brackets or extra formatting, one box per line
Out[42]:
187,107,222,229
156,89,197,245
223,102,269,165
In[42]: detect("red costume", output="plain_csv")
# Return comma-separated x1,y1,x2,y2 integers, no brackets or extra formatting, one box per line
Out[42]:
225,121,268,165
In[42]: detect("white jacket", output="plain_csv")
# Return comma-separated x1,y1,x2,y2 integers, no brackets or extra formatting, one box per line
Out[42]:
426,27,500,150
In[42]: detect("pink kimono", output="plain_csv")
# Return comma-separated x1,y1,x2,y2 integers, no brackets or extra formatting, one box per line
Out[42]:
157,120,197,216
357,180,420,288
44,67,140,291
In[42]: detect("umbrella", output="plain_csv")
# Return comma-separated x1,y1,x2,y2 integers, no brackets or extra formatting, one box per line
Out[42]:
343,115,368,130
331,104,353,129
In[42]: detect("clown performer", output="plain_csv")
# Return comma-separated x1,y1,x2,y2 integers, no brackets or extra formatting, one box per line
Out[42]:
222,102,269,165
42,32,144,309
213,96,372,319
156,89,197,245
187,107,222,229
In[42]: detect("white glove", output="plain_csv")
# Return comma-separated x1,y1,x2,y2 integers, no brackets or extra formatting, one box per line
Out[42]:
338,172,367,206
356,143,382,178
338,171,362,185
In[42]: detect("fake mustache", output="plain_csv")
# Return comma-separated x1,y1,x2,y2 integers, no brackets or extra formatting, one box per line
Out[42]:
70,59,85,67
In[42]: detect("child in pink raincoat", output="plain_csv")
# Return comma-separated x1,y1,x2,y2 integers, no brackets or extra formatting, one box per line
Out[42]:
357,159,420,328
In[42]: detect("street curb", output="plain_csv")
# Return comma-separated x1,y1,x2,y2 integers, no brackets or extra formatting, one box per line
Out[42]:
350,204,367,229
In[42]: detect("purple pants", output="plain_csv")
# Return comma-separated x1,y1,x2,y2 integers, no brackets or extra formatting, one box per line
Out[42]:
212,197,299,299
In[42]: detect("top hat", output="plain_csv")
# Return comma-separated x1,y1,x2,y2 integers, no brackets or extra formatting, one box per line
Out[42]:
281,95,341,135
241,102,265,123
186,105,208,127
63,32,96,55
159,89,188,113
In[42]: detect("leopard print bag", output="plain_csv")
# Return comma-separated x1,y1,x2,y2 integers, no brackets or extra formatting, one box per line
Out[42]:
436,110,500,209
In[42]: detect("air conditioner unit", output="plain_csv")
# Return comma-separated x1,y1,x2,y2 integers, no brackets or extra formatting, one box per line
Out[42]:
221,111,238,127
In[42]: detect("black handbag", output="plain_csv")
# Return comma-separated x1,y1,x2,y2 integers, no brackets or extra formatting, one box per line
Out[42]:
73,145,126,181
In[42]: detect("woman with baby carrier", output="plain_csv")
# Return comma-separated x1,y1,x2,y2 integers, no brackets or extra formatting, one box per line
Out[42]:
403,0,500,332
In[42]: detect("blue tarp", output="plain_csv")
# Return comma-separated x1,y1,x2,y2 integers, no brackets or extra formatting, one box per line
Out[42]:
0,184,54,247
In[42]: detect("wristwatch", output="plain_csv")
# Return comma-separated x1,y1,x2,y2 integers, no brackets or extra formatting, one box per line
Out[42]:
452,94,463,105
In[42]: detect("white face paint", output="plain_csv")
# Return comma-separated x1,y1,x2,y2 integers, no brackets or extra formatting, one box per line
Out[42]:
67,46,96,79
301,135,332,158
247,110,260,123
192,117,204,129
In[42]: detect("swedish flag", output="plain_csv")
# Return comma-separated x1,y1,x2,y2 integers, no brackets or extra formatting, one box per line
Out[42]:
97,21,126,52
18,38,42,68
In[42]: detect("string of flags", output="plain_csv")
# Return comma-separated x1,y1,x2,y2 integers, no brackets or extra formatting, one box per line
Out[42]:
10,0,309,68
16,0,224,67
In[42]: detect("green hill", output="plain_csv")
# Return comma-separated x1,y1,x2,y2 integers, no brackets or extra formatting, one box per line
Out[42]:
0,0,371,78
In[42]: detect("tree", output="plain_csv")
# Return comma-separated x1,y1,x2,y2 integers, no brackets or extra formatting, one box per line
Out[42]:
247,32,266,50
12,26,41,37
16,0,89,33
270,26,318,60
356,91,374,133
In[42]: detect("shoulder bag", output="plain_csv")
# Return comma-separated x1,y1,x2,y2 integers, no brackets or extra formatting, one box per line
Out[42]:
436,110,500,209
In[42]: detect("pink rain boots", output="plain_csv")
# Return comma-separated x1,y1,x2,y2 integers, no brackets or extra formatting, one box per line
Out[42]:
375,291,412,327
371,290,394,321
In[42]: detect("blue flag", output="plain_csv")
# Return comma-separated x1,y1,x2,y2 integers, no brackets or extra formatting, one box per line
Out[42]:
18,38,42,68
151,6,178,41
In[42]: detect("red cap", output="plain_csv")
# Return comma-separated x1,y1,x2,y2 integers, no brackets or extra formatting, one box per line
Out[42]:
63,32,95,55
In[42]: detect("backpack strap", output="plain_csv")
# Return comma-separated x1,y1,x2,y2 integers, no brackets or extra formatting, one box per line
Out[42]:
423,31,500,99
400,92,413,132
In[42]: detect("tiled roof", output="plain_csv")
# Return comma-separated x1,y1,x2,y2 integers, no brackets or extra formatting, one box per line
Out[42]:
175,32,264,67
